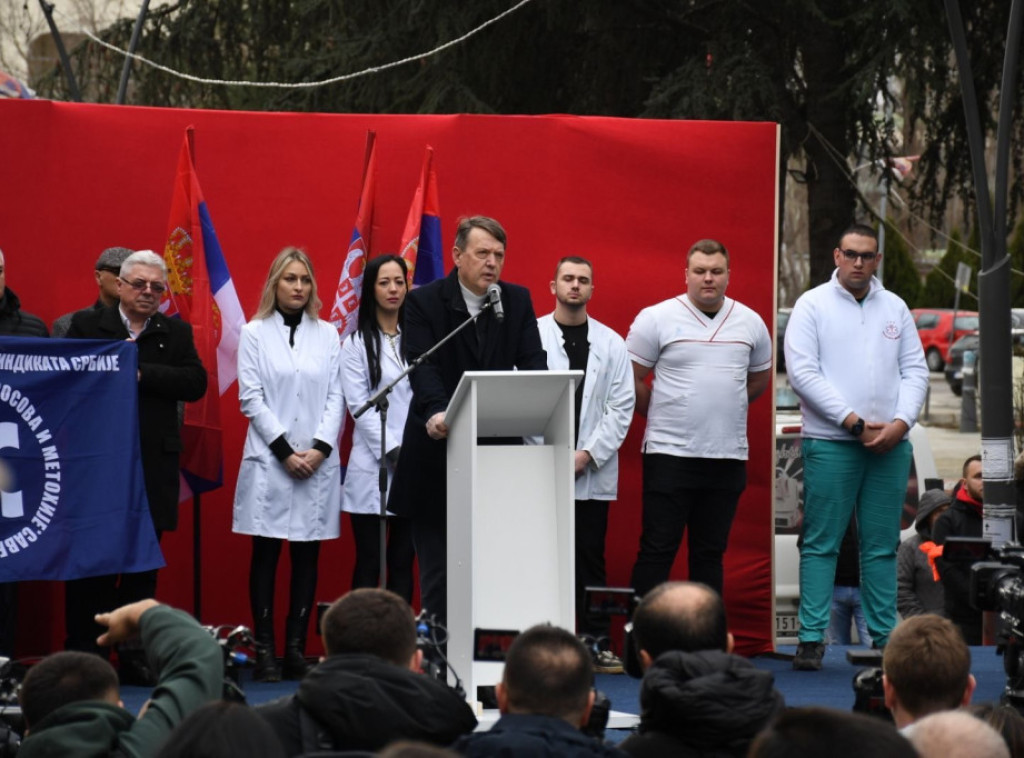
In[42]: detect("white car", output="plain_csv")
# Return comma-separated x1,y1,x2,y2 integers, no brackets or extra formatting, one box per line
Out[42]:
774,382,939,644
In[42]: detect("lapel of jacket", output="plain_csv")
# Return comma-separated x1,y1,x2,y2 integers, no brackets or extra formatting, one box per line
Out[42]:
98,305,130,339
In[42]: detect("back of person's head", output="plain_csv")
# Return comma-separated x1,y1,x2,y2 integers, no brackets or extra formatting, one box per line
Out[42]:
499,624,593,724
632,581,728,658
749,706,916,758
906,709,1010,758
155,701,286,758
320,588,417,667
883,614,972,719
970,703,1024,758
20,651,120,730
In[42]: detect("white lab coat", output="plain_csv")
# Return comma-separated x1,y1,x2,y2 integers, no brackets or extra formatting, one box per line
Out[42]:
232,312,344,541
536,313,635,501
339,329,412,515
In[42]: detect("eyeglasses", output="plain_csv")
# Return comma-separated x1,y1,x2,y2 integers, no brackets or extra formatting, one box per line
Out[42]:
120,277,167,294
840,249,878,263
96,266,121,275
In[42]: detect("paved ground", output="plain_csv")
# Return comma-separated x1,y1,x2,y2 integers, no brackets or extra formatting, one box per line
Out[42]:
918,373,982,487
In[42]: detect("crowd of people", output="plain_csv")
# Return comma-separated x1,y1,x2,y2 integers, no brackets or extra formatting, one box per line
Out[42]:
2,214,1021,755
12,584,1024,757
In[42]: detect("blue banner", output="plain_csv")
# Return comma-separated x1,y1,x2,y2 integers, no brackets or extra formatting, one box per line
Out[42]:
0,337,164,580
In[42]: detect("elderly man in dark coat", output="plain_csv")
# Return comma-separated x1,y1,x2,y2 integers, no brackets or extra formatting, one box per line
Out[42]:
65,250,207,683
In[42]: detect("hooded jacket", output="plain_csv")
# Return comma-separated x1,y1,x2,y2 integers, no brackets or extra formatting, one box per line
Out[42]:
897,489,951,617
620,649,784,758
256,653,477,754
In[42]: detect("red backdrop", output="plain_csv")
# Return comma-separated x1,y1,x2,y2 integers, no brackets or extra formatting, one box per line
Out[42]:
0,100,779,655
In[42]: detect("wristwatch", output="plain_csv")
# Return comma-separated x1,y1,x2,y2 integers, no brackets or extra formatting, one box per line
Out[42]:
849,418,865,437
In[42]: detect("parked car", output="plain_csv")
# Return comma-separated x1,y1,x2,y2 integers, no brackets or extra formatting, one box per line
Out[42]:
912,308,980,372
944,327,1024,395
776,308,792,372
774,381,938,644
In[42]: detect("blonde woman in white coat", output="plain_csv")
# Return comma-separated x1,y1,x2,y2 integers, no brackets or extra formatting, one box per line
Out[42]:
233,247,344,682
340,254,415,601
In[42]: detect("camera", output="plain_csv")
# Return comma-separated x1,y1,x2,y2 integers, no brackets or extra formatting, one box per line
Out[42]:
203,624,258,702
961,538,1024,710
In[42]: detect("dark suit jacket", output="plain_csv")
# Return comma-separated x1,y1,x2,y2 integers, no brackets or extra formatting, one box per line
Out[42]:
67,305,207,531
388,269,547,519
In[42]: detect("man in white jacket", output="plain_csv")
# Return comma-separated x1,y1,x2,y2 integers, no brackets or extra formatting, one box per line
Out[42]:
537,257,635,673
785,223,928,671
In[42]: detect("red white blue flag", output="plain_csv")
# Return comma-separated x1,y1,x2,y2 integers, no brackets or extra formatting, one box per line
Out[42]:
399,146,444,287
161,128,245,496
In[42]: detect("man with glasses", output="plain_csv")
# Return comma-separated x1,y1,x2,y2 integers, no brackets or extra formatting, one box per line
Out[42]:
785,223,928,671
51,247,134,337
65,250,207,683
388,216,546,629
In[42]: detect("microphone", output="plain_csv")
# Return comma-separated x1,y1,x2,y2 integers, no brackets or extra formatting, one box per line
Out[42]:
486,283,504,322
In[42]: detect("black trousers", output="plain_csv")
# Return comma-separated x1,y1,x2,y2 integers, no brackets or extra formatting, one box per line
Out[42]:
348,513,415,603
629,454,745,599
249,536,321,645
576,499,611,638
65,564,160,655
412,509,447,627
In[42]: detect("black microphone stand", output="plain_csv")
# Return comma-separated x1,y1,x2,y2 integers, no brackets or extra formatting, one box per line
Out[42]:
353,297,497,590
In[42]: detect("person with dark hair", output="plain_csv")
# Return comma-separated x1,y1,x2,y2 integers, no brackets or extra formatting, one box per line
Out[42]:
969,703,1024,758
748,707,917,758
387,215,547,627
626,238,772,601
933,455,985,644
451,624,625,757
232,247,345,682
785,222,929,670
18,599,222,758
65,250,208,685
156,701,286,758
882,613,975,728
621,581,783,757
51,246,134,337
340,254,415,601
257,588,476,755
536,255,634,673
897,488,952,618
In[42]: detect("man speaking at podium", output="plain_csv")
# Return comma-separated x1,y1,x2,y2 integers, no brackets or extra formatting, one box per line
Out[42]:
388,216,547,628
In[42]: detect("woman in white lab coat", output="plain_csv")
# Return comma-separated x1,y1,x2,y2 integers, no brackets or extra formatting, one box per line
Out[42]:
232,247,344,682
340,254,415,601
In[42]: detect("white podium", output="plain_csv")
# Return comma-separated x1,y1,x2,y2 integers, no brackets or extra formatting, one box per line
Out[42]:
445,369,581,702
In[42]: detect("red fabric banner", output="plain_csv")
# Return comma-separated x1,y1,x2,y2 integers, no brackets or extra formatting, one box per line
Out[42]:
0,101,778,656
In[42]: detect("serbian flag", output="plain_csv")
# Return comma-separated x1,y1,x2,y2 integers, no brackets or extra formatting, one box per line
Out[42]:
161,127,246,496
330,131,377,340
399,146,444,287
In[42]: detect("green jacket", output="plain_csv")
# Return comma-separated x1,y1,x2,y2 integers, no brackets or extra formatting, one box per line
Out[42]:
20,605,223,758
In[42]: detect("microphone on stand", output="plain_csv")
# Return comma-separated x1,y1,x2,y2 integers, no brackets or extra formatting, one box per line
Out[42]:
486,283,504,322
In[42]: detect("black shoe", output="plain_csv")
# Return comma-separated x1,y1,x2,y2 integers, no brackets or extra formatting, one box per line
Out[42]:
282,644,311,680
118,653,157,687
792,641,825,671
253,644,282,683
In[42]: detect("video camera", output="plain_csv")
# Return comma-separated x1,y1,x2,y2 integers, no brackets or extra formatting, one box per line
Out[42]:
202,624,258,703
945,536,1024,710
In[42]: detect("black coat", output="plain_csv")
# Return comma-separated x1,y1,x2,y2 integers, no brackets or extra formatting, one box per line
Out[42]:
0,288,48,337
66,305,207,531
256,653,477,754
933,495,983,644
619,650,785,758
388,269,546,518
451,713,627,758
